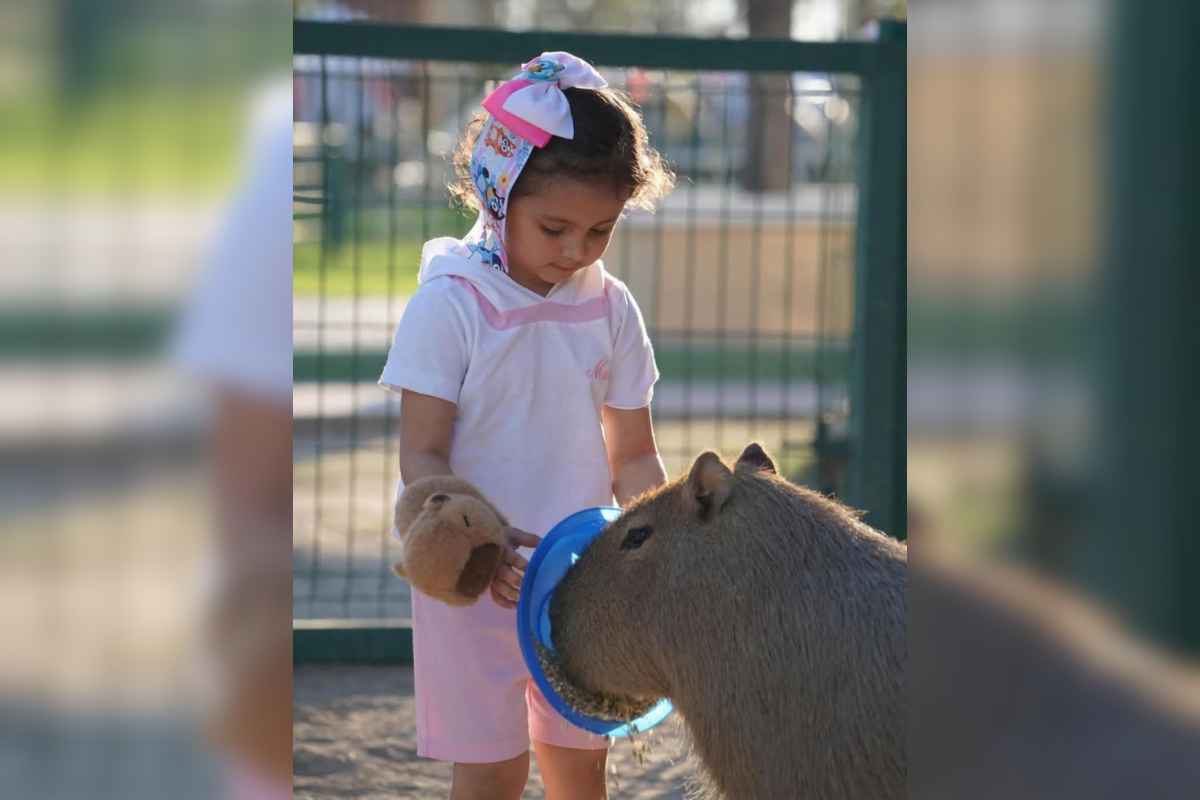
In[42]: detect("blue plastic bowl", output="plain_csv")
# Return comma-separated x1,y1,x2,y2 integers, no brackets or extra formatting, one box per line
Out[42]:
517,506,674,738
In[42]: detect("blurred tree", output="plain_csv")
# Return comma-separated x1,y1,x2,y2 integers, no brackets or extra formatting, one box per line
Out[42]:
846,0,904,35
742,0,793,192
475,0,499,27
530,0,687,33
59,0,108,100
845,0,872,33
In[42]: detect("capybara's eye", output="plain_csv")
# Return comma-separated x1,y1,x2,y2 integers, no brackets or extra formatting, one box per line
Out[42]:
620,526,653,551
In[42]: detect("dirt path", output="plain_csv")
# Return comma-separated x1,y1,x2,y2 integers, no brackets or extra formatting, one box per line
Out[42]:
294,664,694,799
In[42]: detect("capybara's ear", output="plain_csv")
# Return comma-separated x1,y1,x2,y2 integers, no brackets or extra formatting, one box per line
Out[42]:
736,442,776,474
688,451,732,517
391,562,407,578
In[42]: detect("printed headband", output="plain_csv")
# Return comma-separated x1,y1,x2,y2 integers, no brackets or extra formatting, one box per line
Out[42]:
454,52,608,273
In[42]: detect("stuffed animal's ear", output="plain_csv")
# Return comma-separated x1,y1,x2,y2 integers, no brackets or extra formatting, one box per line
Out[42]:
688,451,732,518
391,561,407,578
425,493,450,511
736,442,776,474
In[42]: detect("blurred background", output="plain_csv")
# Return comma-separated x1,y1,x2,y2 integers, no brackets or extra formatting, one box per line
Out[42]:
910,10,1200,795
1,0,290,797
911,0,1200,664
909,0,1102,571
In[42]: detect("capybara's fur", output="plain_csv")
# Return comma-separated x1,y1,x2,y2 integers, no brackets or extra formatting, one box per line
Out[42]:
549,444,907,800
909,541,1200,800
392,476,508,606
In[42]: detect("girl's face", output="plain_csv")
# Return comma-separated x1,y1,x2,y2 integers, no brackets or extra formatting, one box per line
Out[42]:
504,177,628,296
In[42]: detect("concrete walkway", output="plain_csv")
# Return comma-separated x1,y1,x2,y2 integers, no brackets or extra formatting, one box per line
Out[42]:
294,296,407,353
293,379,845,422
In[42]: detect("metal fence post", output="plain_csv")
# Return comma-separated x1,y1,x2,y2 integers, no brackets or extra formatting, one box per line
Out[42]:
1085,1,1200,656
848,21,906,539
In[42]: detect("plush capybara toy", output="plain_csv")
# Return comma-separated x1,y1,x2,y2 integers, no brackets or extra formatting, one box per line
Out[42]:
392,476,508,607
549,444,907,800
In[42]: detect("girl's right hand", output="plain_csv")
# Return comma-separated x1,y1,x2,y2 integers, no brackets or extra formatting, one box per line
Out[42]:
491,526,543,609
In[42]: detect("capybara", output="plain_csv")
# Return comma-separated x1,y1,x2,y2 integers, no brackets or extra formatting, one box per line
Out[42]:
909,541,1200,800
549,444,907,800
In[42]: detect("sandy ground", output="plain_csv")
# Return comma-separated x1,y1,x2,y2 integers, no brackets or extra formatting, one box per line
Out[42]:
294,664,695,799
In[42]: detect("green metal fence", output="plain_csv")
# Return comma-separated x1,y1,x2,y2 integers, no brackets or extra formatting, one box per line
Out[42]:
292,21,905,655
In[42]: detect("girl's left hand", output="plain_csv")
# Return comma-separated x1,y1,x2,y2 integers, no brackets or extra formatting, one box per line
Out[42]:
492,526,542,609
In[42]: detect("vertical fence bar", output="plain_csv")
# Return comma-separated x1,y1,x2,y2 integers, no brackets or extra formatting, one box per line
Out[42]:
847,23,906,539
651,72,667,395
379,63,400,616
748,71,763,441
781,73,797,474
814,78,838,496
684,73,702,465
1087,0,1200,655
344,58,365,612
421,62,431,247
619,183,632,285
308,53,330,615
716,72,732,449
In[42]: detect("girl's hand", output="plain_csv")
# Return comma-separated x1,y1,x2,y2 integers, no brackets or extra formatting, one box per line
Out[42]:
491,526,542,609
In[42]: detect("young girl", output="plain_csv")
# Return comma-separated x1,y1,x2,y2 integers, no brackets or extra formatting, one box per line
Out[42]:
379,53,675,799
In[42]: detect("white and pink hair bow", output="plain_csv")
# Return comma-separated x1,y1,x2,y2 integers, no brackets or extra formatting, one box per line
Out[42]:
453,51,608,273
482,52,608,146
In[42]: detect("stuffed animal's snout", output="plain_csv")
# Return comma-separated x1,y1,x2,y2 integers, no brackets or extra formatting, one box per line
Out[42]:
455,543,503,597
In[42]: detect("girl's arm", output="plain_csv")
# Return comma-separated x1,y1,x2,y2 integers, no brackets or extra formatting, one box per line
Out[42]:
602,405,669,506
398,389,540,609
399,389,456,484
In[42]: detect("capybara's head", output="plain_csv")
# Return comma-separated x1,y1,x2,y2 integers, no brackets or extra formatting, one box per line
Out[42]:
548,443,781,700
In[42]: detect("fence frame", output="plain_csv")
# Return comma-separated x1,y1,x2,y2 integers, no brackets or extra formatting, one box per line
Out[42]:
292,20,906,663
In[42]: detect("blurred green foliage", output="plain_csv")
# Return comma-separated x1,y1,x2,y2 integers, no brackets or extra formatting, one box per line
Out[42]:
0,5,288,196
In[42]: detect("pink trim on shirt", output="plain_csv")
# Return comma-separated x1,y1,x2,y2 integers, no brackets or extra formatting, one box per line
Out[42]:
452,276,610,330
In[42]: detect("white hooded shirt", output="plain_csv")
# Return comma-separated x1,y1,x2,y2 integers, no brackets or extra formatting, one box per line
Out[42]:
379,237,659,540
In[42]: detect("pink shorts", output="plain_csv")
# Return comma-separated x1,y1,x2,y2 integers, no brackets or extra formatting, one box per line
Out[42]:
411,586,610,763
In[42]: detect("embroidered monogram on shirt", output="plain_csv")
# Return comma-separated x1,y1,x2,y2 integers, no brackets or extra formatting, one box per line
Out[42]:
587,359,611,381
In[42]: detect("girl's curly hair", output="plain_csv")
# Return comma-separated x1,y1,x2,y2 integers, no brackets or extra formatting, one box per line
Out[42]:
449,86,675,213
